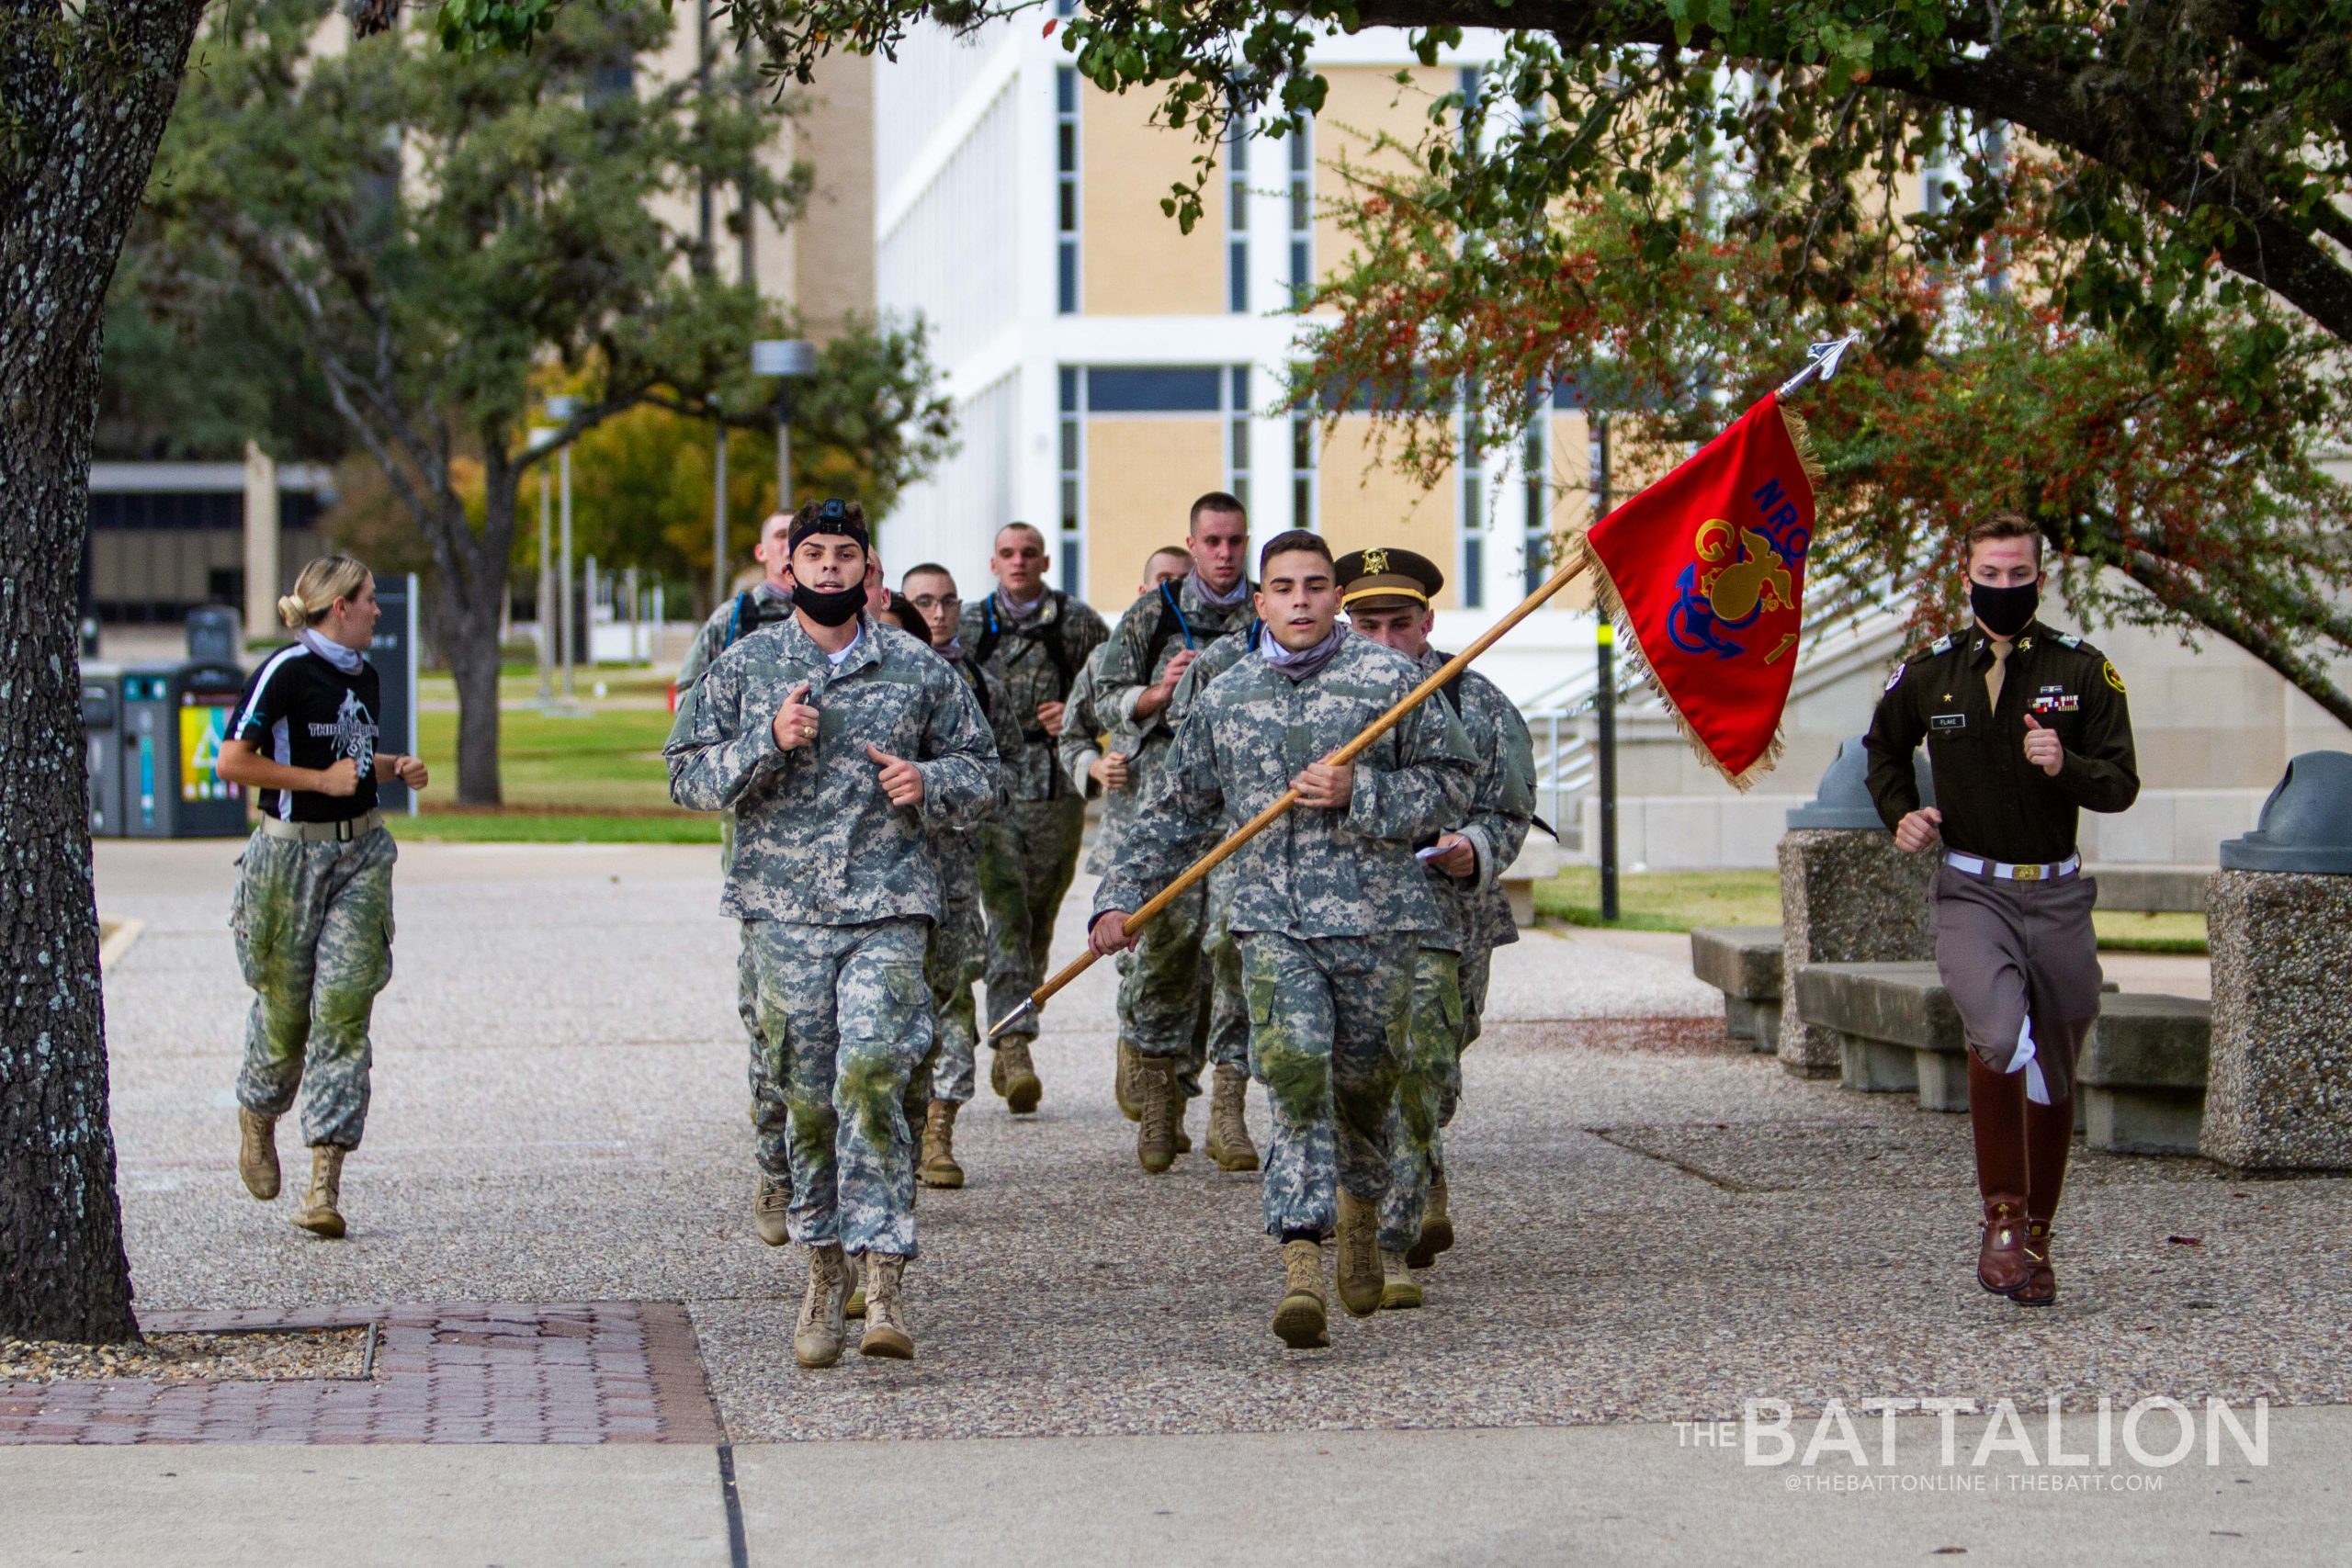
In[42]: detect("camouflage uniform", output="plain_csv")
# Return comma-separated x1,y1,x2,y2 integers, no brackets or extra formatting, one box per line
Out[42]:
1164,625,1264,1085
667,612,1000,1258
1098,634,1475,1239
679,584,799,1177
232,826,398,1149
1377,649,1536,1254
959,590,1110,1042
1090,577,1258,1090
923,650,1026,1105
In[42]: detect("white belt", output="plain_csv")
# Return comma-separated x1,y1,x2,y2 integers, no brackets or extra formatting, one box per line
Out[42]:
1943,851,2080,884
258,808,385,843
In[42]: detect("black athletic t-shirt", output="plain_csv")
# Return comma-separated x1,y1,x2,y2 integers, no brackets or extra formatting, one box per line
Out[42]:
232,643,382,822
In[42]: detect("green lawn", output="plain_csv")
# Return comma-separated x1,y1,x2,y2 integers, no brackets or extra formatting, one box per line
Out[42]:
1532,866,2208,954
389,810,719,844
415,702,682,813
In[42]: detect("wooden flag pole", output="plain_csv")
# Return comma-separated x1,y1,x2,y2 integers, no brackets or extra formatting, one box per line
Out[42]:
985,552,1593,1042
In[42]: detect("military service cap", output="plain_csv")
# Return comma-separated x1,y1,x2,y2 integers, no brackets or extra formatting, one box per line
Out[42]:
1336,547,1444,612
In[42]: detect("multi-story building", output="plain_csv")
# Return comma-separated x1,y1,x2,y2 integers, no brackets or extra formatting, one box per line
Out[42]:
870,21,1610,652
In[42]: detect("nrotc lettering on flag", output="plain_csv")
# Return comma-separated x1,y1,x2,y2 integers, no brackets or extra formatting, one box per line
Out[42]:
1573,393,1824,788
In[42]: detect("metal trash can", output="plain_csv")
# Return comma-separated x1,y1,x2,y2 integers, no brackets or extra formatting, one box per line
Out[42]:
83,666,123,837
119,661,252,838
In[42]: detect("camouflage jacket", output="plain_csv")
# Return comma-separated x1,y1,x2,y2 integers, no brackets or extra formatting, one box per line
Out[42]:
956,590,1110,803
935,649,1026,901
1092,575,1257,782
1163,622,1262,926
1098,633,1476,941
666,612,1001,924
677,582,792,692
1412,646,1537,955
1058,640,1149,877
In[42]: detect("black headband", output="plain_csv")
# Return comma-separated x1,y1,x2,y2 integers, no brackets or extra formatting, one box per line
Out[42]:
789,499,868,552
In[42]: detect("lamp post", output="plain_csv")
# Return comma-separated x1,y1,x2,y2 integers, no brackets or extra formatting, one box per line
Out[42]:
528,425,559,700
751,336,816,523
546,396,579,703
711,401,729,612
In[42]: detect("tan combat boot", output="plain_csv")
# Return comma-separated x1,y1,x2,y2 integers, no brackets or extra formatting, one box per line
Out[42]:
860,1255,914,1359
921,1100,966,1190
1272,1240,1329,1348
292,1146,346,1238
1204,1065,1260,1172
792,1244,853,1369
1133,1055,1178,1174
753,1171,791,1247
994,1038,1043,1115
845,1255,866,1320
1407,1173,1454,1269
1334,1190,1382,1318
1379,1249,1423,1310
1115,1039,1144,1122
237,1109,280,1201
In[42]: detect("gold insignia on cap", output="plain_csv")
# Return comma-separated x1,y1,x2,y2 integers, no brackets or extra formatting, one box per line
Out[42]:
1363,548,1390,576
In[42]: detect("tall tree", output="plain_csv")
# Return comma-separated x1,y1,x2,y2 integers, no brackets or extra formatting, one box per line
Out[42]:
2,0,208,1342
138,0,835,804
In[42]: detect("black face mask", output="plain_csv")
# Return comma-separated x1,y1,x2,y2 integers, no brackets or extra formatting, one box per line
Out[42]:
1970,579,2040,639
792,581,866,628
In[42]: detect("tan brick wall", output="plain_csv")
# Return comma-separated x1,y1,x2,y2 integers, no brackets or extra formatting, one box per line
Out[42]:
1310,65,1457,290
791,53,876,337
1314,414,1461,608
1081,88,1225,316
1084,419,1225,606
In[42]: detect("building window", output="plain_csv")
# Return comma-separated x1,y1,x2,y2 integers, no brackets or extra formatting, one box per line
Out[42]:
1227,366,1251,510
1291,412,1317,532
1287,118,1312,303
1521,405,1549,597
1460,387,1485,609
1057,68,1080,314
1059,366,1084,588
1227,107,1249,313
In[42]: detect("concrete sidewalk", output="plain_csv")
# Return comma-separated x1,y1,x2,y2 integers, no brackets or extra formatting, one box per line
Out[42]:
4,1407,2341,1566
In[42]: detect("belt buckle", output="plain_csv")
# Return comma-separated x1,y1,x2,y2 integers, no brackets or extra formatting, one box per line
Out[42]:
2011,863,2042,882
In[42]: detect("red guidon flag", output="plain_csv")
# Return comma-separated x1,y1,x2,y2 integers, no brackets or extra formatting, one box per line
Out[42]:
1572,392,1823,789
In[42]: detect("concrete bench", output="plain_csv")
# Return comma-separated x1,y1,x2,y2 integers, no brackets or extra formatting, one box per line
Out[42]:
1501,837,1563,929
1689,927,1784,1053
1792,962,1969,1106
2080,995,2212,1156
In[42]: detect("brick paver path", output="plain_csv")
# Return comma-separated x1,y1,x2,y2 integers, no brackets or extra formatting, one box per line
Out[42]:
0,1302,723,1445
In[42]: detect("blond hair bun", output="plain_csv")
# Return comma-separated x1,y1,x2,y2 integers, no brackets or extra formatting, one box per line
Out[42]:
277,594,310,629
278,556,371,630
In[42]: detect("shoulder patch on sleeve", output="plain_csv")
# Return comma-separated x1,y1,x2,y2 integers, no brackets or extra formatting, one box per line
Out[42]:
1883,662,1906,694
2102,659,2126,694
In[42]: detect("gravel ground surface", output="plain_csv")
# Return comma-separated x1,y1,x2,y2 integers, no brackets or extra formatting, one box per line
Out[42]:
94,840,2351,1444
0,1329,367,1384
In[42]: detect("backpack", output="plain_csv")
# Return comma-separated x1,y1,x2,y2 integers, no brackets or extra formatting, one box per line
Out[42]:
974,591,1079,697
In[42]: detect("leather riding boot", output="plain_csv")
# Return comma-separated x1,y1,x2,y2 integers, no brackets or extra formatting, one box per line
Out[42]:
860,1254,914,1359
1379,1249,1423,1310
1272,1239,1329,1348
753,1170,792,1247
1205,1065,1260,1172
921,1100,966,1190
1134,1055,1178,1174
1407,1172,1454,1270
292,1146,346,1238
1335,1190,1383,1318
2015,1220,2057,1306
2027,1094,2075,1228
993,1038,1043,1115
1968,1055,2031,1296
792,1243,852,1368
237,1108,280,1201
1115,1039,1144,1122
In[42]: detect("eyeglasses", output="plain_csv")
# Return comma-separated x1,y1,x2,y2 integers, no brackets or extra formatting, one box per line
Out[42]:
909,593,961,613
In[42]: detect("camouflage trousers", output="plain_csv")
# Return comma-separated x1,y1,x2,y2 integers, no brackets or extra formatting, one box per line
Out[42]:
1378,946,1463,1252
1117,881,1249,1099
743,917,933,1259
740,928,790,1179
977,795,1087,1043
921,896,987,1106
231,825,397,1151
1241,931,1411,1241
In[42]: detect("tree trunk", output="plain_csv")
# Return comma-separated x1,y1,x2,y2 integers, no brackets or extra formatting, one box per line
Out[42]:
0,0,210,1342
440,456,523,806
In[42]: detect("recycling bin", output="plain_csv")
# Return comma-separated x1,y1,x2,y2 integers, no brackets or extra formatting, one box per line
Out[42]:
119,661,252,838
